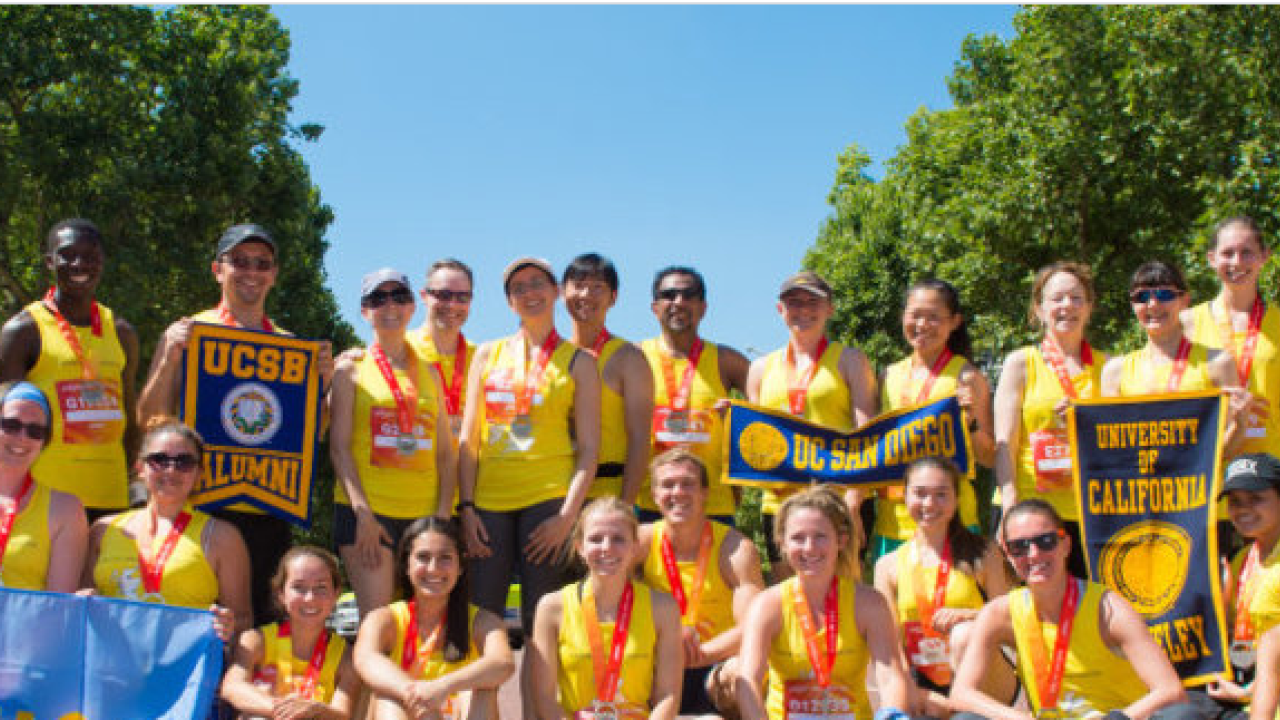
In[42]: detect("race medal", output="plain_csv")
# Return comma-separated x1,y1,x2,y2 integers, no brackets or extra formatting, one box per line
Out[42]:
664,410,688,434
396,433,418,454
655,338,704,444
136,510,192,598
371,343,421,459
1232,542,1262,668
591,701,618,720
511,414,534,439
789,576,839,718
276,621,331,700
81,380,105,404
583,580,634,718
1038,710,1064,720
1229,640,1256,669
907,540,953,686
1017,579,1081,715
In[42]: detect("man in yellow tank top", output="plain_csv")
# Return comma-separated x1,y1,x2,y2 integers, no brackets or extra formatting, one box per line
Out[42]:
562,253,654,504
635,448,765,717
0,219,139,519
410,258,476,441
639,266,749,525
137,224,335,625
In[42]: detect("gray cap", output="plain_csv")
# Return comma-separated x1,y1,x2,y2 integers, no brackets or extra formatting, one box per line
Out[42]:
779,270,832,299
502,256,556,293
360,268,411,300
1219,453,1280,499
216,224,276,258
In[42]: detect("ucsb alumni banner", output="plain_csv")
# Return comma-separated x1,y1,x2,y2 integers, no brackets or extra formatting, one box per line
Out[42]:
724,396,973,490
181,322,323,526
1069,391,1229,685
0,588,222,718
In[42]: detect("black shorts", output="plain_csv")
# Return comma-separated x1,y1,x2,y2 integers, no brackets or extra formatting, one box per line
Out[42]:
332,503,418,551
679,664,718,715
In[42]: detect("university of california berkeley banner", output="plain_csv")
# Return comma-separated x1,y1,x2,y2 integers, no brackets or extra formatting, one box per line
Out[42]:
0,588,222,718
1069,390,1229,685
180,322,323,526
724,396,973,490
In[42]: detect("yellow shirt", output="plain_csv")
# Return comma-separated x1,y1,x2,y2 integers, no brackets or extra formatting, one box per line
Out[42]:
93,508,220,609
336,350,441,518
258,623,348,703
27,300,128,510
476,336,578,511
1243,545,1280,635
591,336,632,500
757,341,853,516
893,540,985,624
388,601,480,677
877,354,979,539
1189,301,1280,457
558,580,657,716
641,520,736,640
1010,581,1145,714
408,330,475,437
639,338,735,516
0,482,52,591
1015,345,1106,521
1117,342,1213,396
766,577,872,720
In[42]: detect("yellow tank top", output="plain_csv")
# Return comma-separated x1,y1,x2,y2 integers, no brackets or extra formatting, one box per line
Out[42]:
766,576,871,720
192,307,285,515
591,337,630,500
876,355,979,539
388,601,481,677
757,341,852,515
476,336,578,511
0,482,52,591
408,330,475,436
1189,301,1280,456
258,623,347,703
638,338,734,516
26,301,128,510
1117,342,1213,396
894,540,984,623
641,520,736,640
336,350,441,518
1010,581,1145,714
1240,544,1280,635
1016,345,1106,521
558,580,657,716
93,508,220,609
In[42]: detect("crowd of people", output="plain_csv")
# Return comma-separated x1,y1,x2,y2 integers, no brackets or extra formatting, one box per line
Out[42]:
3,215,1280,720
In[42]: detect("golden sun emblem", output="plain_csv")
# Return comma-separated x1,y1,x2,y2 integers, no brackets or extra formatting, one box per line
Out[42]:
1099,520,1190,617
739,421,790,472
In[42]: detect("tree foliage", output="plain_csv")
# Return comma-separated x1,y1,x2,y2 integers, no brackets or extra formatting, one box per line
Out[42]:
0,5,356,353
809,6,1280,370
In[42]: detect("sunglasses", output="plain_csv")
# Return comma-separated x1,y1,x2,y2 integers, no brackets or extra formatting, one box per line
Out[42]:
656,287,703,302
0,417,48,442
425,288,473,304
144,452,201,472
1004,529,1066,558
363,288,414,308
223,255,275,272
1129,288,1183,304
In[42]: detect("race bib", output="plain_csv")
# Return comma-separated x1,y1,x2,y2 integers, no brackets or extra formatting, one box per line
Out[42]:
1030,428,1073,491
904,621,952,684
56,379,124,444
652,406,712,446
369,407,434,471
783,681,856,720
573,706,646,720
1246,413,1267,439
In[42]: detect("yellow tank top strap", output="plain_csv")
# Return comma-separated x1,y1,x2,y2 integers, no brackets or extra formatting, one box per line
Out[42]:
641,520,736,640
92,508,220,609
388,601,481,681
1117,342,1213,396
0,482,53,591
259,622,347,703
894,541,985,623
592,336,630,499
557,580,657,716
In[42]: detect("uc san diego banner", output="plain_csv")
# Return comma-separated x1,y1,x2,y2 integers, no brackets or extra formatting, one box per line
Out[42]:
0,588,222,719
1069,391,1229,685
181,322,323,526
724,396,973,490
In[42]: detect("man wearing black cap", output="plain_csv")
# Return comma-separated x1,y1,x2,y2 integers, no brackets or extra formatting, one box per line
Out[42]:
137,223,334,624
0,219,140,520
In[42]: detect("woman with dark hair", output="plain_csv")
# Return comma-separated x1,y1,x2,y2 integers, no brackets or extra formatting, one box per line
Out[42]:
950,500,1195,720
872,278,995,562
354,516,514,719
874,457,1013,717
0,380,87,592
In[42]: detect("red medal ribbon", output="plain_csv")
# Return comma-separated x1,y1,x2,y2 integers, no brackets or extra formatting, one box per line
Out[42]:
900,348,953,408
1235,543,1262,643
1040,337,1093,400
589,328,612,357
137,511,192,595
513,329,560,417
1029,578,1081,711
371,343,420,438
277,621,331,700
0,474,35,572
43,287,101,380
431,333,467,416
216,301,275,333
914,540,952,631
583,580,634,705
1163,337,1192,392
401,601,446,674
792,577,839,689
786,337,830,415
1216,298,1266,386
657,521,714,621
659,338,703,413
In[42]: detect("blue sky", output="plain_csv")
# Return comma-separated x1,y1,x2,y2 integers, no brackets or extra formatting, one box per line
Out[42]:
275,5,1017,356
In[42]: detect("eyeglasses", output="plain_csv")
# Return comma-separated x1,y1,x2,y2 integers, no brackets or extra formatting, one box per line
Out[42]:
144,452,201,472
656,287,703,302
363,288,414,308
222,255,275,272
1004,530,1066,558
425,288,473,304
1129,288,1183,304
0,418,48,442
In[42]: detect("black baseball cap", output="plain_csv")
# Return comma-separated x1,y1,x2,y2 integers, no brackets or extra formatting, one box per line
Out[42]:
1219,453,1280,499
216,224,276,259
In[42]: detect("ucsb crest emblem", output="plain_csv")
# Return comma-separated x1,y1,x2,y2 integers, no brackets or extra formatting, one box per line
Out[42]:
221,382,282,446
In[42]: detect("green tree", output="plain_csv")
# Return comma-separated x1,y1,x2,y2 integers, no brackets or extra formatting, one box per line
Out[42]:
810,5,1280,370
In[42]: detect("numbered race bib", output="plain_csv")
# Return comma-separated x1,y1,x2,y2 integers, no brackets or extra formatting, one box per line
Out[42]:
1030,428,1072,491
573,705,646,720
56,379,124,444
783,680,857,720
369,407,434,470
904,621,952,685
652,406,711,446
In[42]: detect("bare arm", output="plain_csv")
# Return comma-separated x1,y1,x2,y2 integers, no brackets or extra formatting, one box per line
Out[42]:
840,346,879,427
327,359,391,567
1100,590,1189,719
219,629,276,715
115,318,141,465
80,518,109,591
432,370,458,519
857,584,911,711
718,345,751,396
993,349,1029,511
959,363,996,468
0,313,40,381
735,587,782,720
209,518,253,638
1208,347,1255,459
137,318,193,425
949,596,1031,720
648,592,685,720
872,550,901,628
615,344,654,504
528,591,572,720
745,357,765,403
1252,625,1280,720
45,490,88,593
979,542,1012,600
456,343,493,557
699,529,765,662
1100,356,1124,398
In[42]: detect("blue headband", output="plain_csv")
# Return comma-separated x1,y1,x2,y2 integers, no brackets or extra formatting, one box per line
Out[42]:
5,381,51,421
